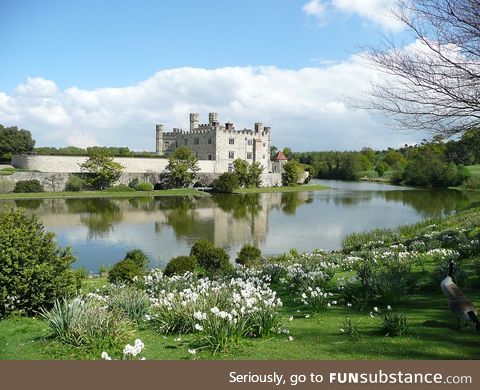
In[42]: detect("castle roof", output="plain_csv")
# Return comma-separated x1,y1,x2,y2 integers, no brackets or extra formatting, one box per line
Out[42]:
273,151,288,161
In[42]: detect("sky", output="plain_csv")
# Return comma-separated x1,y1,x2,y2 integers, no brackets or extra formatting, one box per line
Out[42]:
0,0,423,151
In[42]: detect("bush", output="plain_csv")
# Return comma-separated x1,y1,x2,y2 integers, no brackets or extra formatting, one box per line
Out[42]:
0,208,78,317
211,172,239,193
13,179,44,193
236,244,262,267
463,176,480,190
368,267,415,304
108,249,149,284
108,286,150,325
136,182,154,191
0,179,15,193
128,178,140,190
190,240,232,275
108,259,143,284
380,308,408,336
124,249,149,269
164,256,197,276
41,297,133,350
375,162,389,177
105,184,135,192
65,175,87,192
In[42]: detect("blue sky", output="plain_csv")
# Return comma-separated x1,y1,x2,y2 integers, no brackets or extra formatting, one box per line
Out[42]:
0,0,420,151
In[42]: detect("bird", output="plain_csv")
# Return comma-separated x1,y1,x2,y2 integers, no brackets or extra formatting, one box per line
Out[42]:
440,260,480,332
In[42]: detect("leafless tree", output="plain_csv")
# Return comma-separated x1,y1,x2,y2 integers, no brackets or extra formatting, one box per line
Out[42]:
363,0,480,137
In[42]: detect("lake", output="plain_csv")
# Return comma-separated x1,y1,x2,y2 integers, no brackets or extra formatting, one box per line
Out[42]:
1,179,478,272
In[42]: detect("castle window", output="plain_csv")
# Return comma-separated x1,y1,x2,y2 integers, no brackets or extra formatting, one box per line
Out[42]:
208,154,212,160
247,152,252,159
208,138,212,144
228,151,235,159
229,138,235,145
263,143,266,147
195,152,199,158
263,155,266,159
164,141,170,148
228,163,234,173
184,139,188,145
247,140,253,146
194,138,199,145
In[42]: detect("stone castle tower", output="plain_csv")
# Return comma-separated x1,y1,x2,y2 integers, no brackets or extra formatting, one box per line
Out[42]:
155,113,272,173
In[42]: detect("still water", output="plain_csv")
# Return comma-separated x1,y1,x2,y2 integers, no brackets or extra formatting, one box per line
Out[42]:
1,180,478,271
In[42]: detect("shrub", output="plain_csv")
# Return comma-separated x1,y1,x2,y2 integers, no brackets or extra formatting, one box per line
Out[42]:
105,184,135,192
65,174,87,192
368,267,415,304
124,249,149,269
108,259,143,284
190,240,232,275
164,256,197,276
136,182,154,191
211,172,239,193
463,176,480,190
375,162,389,177
236,244,262,267
107,286,150,325
13,179,44,193
380,308,408,336
128,178,140,190
0,179,15,193
41,297,133,350
0,208,78,317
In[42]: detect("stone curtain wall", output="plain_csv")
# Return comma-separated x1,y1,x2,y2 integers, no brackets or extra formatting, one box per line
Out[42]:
12,155,217,173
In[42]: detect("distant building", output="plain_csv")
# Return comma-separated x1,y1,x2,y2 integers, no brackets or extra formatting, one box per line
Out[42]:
155,113,272,173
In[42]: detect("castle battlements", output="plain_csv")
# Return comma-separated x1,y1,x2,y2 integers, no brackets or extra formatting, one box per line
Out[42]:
155,113,272,173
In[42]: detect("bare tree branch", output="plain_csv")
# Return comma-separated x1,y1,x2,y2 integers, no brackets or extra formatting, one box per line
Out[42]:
360,0,480,137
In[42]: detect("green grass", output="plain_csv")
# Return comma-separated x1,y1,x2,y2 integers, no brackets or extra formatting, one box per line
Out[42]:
2,286,479,360
234,184,329,194
467,165,480,177
0,189,210,200
0,168,35,176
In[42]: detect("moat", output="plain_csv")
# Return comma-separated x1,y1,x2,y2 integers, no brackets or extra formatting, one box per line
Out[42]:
1,179,478,272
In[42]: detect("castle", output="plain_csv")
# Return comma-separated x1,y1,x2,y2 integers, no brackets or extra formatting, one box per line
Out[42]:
155,113,272,173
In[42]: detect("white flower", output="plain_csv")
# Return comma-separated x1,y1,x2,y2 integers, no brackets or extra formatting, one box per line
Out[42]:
210,307,220,315
174,337,182,342
188,349,197,355
347,303,352,307
194,323,204,331
101,351,111,360
289,316,293,321
387,305,392,311
340,328,345,333
305,314,310,319
373,306,379,312
194,311,206,321
288,336,294,341
369,311,375,318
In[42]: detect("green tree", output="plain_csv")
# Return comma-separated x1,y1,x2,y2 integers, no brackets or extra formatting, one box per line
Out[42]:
270,145,278,159
0,124,35,159
247,161,264,188
165,147,200,188
79,149,124,190
0,208,78,317
282,160,304,186
212,172,239,193
233,159,249,187
375,161,390,177
282,147,293,160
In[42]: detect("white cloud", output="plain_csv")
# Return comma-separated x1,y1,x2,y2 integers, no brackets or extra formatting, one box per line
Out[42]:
16,77,59,97
0,59,424,151
302,0,327,21
332,0,404,31
302,0,404,32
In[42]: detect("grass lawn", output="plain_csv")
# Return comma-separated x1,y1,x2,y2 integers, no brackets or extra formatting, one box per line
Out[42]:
0,189,210,200
467,165,480,177
234,184,329,194
1,285,479,360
